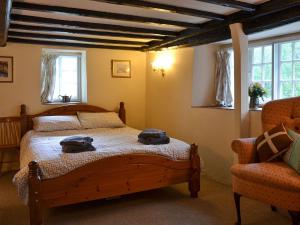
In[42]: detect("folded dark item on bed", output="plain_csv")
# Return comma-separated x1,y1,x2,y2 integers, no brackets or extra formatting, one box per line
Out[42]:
138,129,170,145
60,136,96,153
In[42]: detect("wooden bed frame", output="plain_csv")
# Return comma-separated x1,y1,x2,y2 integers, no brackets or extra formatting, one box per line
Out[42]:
19,102,201,225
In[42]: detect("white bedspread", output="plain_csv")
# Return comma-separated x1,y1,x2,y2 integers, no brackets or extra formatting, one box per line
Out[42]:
13,127,190,204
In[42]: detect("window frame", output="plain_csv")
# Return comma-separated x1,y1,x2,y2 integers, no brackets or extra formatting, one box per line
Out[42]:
53,53,82,103
42,49,86,104
248,38,300,103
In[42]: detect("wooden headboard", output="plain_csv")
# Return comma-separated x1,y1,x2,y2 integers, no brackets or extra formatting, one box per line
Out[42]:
20,102,126,137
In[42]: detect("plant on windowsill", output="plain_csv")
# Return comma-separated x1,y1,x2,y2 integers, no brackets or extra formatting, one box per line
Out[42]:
248,82,266,109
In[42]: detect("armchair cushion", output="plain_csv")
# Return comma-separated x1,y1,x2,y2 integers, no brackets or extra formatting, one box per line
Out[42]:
284,129,300,173
255,123,293,162
231,162,300,192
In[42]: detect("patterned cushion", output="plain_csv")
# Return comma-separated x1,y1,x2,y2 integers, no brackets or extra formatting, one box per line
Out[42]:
284,130,300,173
255,123,293,162
33,116,82,132
77,112,125,129
231,162,300,192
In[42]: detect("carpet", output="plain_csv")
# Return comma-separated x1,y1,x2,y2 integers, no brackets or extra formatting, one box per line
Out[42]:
0,172,290,225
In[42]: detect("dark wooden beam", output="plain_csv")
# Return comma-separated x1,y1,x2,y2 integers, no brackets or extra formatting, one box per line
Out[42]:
9,23,164,40
145,0,300,51
7,37,143,51
12,1,201,28
91,0,225,21
194,0,256,12
8,31,149,46
0,0,12,46
10,14,178,36
244,5,300,35
163,27,231,49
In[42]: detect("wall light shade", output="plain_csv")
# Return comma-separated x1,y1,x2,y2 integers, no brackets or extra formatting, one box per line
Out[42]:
152,51,174,77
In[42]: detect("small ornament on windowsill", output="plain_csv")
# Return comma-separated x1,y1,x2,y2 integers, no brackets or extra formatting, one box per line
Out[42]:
248,82,266,109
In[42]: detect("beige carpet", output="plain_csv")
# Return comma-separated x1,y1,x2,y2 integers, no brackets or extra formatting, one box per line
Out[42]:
0,172,290,225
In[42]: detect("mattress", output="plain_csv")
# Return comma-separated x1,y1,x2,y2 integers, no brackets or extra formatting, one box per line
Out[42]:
13,126,190,203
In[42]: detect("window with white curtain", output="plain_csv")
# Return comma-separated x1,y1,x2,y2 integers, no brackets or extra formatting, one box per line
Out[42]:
41,49,87,104
248,39,300,103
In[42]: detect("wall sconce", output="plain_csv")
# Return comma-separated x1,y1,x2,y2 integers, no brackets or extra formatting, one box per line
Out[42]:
152,52,173,77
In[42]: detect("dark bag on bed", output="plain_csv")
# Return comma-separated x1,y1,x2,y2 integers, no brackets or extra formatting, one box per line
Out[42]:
138,129,170,145
60,136,96,153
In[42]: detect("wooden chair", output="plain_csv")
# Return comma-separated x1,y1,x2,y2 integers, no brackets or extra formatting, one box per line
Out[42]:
231,97,300,225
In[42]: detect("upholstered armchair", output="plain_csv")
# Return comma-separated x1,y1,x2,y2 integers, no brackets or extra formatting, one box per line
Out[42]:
231,97,300,225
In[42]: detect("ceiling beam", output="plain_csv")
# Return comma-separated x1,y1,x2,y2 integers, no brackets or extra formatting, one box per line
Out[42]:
91,0,225,21
12,2,201,28
7,37,143,51
244,5,300,35
168,27,231,49
9,23,164,40
0,0,12,46
194,0,256,12
145,0,300,51
8,31,149,46
10,14,178,36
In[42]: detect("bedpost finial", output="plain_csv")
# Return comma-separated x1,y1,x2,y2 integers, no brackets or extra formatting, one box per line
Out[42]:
119,102,126,124
21,104,26,116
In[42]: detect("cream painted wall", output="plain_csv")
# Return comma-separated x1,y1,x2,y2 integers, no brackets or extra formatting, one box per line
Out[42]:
192,45,219,106
0,43,146,129
146,47,236,185
250,111,262,137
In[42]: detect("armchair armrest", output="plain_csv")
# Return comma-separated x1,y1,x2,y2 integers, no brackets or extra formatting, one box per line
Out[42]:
231,138,257,164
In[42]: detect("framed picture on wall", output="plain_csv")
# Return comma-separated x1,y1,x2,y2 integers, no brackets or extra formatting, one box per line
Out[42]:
111,60,131,78
0,56,13,83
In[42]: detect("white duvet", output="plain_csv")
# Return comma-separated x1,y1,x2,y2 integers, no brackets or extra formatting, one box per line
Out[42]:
13,127,190,204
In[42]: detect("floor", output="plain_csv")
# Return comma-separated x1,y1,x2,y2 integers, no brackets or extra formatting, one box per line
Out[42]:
0,172,291,225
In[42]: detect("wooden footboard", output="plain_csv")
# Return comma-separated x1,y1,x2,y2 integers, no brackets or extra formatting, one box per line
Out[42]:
28,144,200,225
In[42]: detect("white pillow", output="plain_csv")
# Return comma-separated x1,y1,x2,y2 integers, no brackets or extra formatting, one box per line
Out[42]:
77,112,125,129
33,115,82,132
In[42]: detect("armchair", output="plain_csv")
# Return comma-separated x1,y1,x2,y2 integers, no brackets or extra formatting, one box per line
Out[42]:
231,97,300,225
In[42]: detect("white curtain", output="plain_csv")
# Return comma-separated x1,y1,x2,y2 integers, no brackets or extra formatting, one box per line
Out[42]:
41,53,59,103
215,49,233,107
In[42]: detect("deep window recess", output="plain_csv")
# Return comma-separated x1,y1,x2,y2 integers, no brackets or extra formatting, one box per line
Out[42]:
41,49,86,104
248,39,300,104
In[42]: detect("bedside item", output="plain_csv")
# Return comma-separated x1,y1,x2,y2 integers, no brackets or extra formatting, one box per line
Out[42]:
0,56,13,83
111,60,131,78
284,129,300,173
255,123,293,162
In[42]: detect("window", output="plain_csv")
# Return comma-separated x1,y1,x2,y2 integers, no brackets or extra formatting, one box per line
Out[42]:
41,49,86,103
248,39,300,103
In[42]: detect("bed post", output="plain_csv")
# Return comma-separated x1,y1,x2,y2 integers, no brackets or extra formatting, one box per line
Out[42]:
119,102,126,124
28,161,43,225
20,104,27,137
189,144,200,198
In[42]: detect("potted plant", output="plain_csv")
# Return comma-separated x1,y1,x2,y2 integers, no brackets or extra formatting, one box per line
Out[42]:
248,82,266,108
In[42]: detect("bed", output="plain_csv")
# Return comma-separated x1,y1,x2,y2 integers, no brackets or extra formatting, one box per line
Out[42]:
15,102,200,225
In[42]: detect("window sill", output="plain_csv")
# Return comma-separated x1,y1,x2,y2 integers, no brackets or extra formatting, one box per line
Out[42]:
42,102,85,105
249,107,262,112
191,105,235,110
